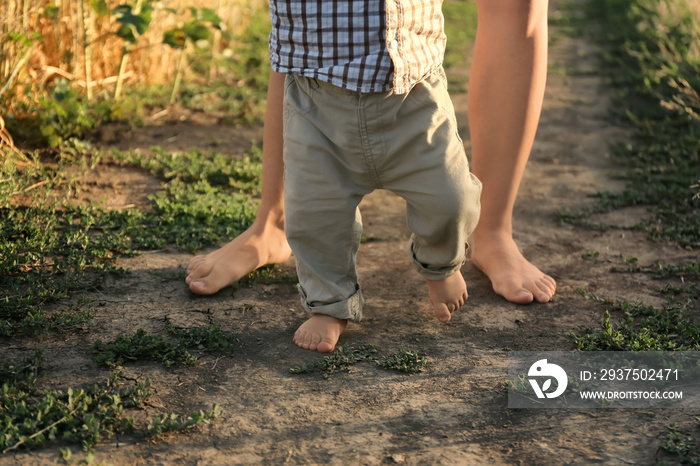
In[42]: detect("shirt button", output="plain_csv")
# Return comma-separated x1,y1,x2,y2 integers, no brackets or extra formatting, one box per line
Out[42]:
390,40,398,50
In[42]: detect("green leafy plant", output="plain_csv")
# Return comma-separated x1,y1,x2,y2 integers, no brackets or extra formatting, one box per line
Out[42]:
290,345,430,378
5,79,114,148
37,79,113,147
1,352,145,453
0,351,219,456
93,325,237,368
660,424,699,465
145,405,221,437
168,325,236,352
113,0,154,99
380,348,427,374
93,329,199,368
290,344,378,379
163,7,223,103
571,292,700,352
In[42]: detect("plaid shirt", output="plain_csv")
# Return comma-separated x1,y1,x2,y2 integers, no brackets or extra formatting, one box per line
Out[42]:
269,0,446,94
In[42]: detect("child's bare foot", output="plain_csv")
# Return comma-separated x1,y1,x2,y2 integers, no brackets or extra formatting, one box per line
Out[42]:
186,220,292,295
471,233,556,304
426,272,468,323
294,314,348,353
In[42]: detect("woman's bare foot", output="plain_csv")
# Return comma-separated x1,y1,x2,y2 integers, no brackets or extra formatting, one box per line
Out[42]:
426,272,468,323
471,233,556,304
185,219,292,295
294,314,348,353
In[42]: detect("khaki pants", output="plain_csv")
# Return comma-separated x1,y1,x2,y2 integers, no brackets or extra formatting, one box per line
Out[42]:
283,67,482,322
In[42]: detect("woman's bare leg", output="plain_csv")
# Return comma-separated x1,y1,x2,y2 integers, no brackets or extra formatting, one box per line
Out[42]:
186,71,291,294
468,0,556,303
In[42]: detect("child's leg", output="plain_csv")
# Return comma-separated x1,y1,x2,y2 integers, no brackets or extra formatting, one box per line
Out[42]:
287,205,364,353
283,76,372,352
380,68,482,322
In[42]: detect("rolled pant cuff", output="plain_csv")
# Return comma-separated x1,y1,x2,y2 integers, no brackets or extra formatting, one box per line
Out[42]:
412,261,463,281
297,284,364,323
409,248,465,281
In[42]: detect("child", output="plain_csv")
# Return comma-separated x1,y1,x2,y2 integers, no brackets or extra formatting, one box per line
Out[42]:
271,0,482,352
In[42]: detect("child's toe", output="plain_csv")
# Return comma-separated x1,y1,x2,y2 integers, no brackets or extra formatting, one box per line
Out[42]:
434,303,451,323
317,338,335,353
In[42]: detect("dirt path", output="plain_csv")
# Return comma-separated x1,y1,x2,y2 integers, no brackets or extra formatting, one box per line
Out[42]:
5,3,699,465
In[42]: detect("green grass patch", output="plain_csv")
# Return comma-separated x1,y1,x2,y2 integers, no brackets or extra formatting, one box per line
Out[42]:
0,351,220,457
610,260,699,280
556,0,700,248
290,344,378,379
573,255,700,352
92,325,236,368
2,144,264,455
571,290,699,351
109,145,262,252
143,406,221,437
1,154,126,337
442,0,478,89
168,325,236,352
290,344,429,378
1,146,261,336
